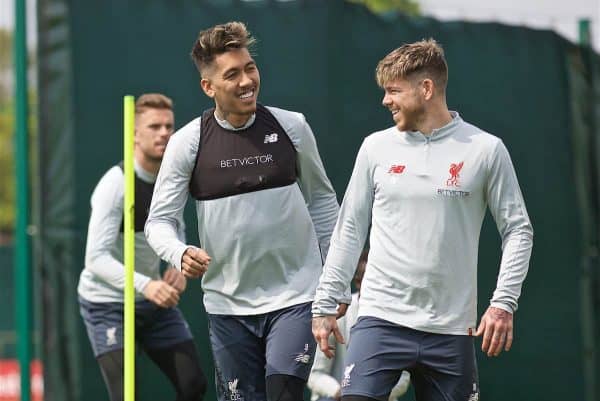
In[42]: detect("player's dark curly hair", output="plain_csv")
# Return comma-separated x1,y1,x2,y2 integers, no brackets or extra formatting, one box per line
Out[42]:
191,21,256,75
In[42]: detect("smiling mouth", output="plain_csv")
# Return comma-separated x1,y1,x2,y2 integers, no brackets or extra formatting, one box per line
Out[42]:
239,90,254,100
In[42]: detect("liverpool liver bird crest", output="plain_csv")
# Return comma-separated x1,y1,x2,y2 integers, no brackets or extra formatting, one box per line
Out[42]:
446,161,464,187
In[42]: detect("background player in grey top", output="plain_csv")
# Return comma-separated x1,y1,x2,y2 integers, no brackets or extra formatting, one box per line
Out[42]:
78,94,207,401
145,23,339,401
312,40,533,401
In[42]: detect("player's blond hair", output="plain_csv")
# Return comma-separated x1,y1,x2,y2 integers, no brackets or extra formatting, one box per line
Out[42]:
376,39,448,93
190,21,256,74
135,93,173,115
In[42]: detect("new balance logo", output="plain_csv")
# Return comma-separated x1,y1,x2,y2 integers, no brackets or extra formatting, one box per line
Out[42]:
388,164,406,174
264,133,278,143
294,343,311,364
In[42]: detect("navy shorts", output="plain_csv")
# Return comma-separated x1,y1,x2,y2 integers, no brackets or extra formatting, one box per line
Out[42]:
207,302,316,401
79,297,193,357
342,316,479,401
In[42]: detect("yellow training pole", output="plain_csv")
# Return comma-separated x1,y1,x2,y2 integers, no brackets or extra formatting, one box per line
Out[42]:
123,95,136,401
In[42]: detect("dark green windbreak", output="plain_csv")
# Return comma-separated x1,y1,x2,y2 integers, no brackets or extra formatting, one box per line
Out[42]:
34,0,599,400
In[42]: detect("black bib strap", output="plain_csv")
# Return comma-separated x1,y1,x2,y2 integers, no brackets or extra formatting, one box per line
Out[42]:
117,162,155,232
189,104,297,201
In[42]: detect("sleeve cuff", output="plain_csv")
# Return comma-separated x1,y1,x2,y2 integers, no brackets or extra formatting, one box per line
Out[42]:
312,290,353,316
133,274,151,294
339,288,352,305
312,305,338,317
173,245,192,271
490,301,514,314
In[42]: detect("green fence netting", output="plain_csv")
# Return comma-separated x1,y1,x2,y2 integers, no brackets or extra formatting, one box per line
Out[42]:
37,0,80,400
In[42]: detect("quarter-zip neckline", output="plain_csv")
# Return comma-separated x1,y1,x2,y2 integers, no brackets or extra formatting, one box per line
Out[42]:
403,111,462,143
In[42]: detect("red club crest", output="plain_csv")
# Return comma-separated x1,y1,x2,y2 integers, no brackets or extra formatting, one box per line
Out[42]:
446,162,463,187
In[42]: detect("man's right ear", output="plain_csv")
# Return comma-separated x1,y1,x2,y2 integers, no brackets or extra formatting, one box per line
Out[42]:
200,78,215,98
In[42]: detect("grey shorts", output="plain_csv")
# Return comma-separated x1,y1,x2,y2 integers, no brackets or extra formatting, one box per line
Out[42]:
342,316,479,401
79,296,193,357
207,302,316,401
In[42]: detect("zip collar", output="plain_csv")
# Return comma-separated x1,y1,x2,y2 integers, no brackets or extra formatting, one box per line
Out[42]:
402,111,462,143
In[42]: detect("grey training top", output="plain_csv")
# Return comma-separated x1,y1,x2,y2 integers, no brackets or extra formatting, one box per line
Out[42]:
145,106,339,315
78,162,185,303
313,113,533,335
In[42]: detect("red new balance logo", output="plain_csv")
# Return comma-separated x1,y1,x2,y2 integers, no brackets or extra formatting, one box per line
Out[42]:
446,162,464,187
388,165,406,174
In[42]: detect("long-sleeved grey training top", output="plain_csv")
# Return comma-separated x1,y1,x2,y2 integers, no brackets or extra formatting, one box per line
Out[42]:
145,106,339,316
78,162,185,303
313,112,533,335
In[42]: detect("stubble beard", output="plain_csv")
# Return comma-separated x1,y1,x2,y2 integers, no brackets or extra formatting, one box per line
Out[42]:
143,150,163,164
398,104,426,132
